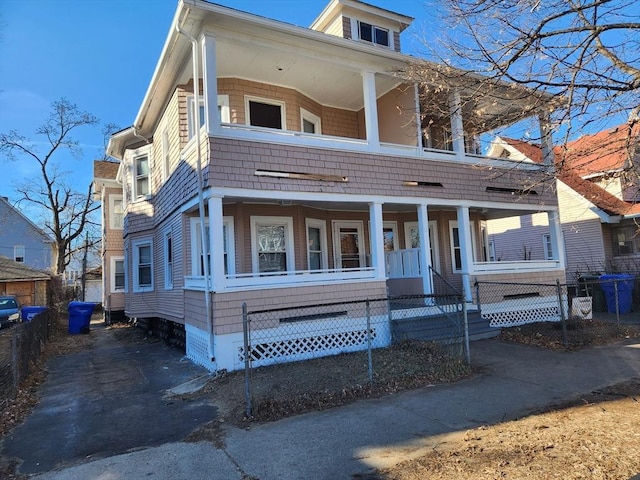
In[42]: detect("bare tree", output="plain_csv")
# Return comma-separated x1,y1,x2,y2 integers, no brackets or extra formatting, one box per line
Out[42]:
398,0,639,195
0,98,100,275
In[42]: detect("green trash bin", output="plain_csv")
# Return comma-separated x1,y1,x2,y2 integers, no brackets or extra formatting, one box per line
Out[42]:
578,275,606,312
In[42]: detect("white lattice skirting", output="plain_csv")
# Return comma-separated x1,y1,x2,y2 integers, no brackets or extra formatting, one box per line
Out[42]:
186,324,215,371
481,295,569,328
239,315,391,368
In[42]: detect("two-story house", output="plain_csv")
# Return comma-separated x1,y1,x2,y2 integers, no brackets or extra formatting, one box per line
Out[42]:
0,196,54,272
93,160,126,323
101,0,564,372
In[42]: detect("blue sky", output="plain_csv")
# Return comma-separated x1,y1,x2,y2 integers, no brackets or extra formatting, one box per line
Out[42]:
0,0,431,206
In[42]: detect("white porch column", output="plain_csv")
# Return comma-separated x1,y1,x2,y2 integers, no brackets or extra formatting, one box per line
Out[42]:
449,89,465,160
208,196,226,292
362,70,380,149
201,33,219,135
417,203,433,295
369,202,386,280
547,210,566,270
456,206,473,302
414,83,423,151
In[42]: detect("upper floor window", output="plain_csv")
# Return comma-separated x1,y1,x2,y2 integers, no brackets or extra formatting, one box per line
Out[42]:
109,195,124,230
187,95,231,139
134,155,150,199
14,245,25,263
245,96,286,130
161,128,170,181
358,21,389,47
300,108,322,135
612,226,640,256
306,218,328,271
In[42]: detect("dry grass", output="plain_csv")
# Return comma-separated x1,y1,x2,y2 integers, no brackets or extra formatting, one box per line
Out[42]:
378,379,640,480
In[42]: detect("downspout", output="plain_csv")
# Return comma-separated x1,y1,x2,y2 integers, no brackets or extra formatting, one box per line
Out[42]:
176,18,215,363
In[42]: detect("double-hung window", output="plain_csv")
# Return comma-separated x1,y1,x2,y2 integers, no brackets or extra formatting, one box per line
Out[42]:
300,108,321,135
612,226,640,256
164,230,173,289
132,239,153,292
190,217,235,277
111,257,125,292
306,219,328,271
109,195,124,230
542,234,554,260
449,221,477,273
187,95,231,139
134,155,150,199
14,245,25,263
251,216,295,274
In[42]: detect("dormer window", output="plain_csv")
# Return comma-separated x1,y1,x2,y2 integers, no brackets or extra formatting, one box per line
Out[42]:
358,21,389,47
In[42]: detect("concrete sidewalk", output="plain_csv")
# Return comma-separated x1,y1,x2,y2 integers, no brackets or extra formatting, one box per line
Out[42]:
24,335,640,480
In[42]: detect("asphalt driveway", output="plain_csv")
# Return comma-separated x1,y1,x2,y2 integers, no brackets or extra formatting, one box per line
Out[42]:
1,322,215,475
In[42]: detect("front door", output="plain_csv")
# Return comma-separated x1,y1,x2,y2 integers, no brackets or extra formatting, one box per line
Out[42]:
333,221,365,269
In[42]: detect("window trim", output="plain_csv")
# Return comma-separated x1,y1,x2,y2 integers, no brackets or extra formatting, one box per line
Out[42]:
111,256,126,293
357,20,390,47
189,216,235,277
244,95,287,130
542,234,554,260
250,216,295,274
305,218,328,271
187,95,230,140
14,245,25,263
133,154,150,200
108,194,124,230
611,225,640,256
132,238,153,292
300,108,322,135
449,220,477,273
161,127,170,182
163,229,173,290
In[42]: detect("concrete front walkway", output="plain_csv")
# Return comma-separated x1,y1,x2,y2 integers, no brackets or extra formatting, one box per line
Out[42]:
3,325,640,479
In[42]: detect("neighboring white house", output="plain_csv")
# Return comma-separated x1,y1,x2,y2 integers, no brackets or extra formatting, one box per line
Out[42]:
0,196,54,272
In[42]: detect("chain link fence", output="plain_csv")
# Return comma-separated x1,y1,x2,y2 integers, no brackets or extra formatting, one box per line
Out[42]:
0,309,55,408
476,273,639,349
240,294,470,418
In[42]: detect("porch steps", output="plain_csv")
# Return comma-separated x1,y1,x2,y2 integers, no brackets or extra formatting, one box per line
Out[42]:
390,310,500,343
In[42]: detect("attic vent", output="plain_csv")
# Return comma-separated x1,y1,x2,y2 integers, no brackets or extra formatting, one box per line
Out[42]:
255,169,348,183
486,186,538,195
402,181,444,188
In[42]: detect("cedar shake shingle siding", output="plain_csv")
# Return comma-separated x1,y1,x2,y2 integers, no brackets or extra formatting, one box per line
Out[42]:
208,138,555,206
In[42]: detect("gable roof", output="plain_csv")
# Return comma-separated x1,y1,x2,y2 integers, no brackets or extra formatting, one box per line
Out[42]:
558,172,640,217
0,255,51,282
555,123,639,178
94,160,119,180
499,123,640,220
0,196,54,243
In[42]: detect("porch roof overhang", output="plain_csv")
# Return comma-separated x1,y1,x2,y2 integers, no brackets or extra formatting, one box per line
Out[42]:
183,187,558,220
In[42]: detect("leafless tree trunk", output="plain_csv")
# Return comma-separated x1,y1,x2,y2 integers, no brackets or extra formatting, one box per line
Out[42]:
0,98,100,275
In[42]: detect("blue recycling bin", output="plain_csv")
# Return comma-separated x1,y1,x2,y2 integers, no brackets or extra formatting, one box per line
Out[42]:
599,274,635,314
21,306,48,322
68,301,95,334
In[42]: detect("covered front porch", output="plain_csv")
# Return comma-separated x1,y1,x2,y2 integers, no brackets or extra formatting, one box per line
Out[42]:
182,190,565,302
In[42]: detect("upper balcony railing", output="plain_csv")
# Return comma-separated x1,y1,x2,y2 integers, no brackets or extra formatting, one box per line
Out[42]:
210,123,543,170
